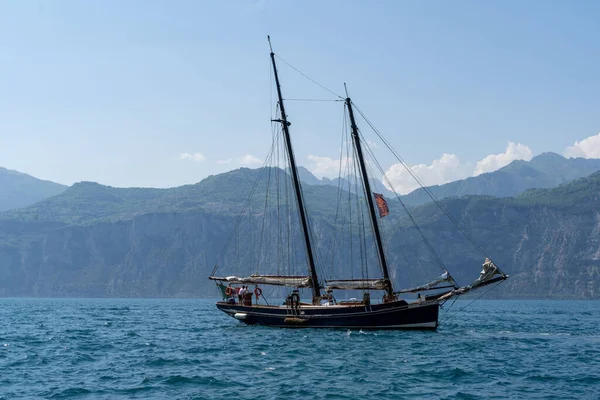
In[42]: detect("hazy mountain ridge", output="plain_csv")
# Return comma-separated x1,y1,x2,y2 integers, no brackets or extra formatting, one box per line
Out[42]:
0,167,67,212
2,152,597,216
1,168,312,224
399,152,600,206
296,166,398,198
1,168,600,298
294,153,600,206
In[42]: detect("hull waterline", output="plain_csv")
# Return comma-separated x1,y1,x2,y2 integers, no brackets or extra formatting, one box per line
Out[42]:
215,300,439,330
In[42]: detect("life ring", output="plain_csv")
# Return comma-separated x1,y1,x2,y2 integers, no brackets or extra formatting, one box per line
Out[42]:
254,287,262,298
225,286,233,296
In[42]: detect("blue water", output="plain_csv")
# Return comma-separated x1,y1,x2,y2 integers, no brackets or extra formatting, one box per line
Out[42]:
1,299,599,399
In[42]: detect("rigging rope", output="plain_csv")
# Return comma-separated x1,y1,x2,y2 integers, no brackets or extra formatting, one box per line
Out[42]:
211,134,281,277
256,144,277,274
438,280,503,326
285,143,294,277
274,121,300,279
283,98,344,102
270,54,349,287
324,106,350,281
350,141,371,283
352,103,491,260
359,131,452,278
275,124,282,274
275,54,345,100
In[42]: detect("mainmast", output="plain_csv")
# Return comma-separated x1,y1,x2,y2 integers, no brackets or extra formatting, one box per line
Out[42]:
268,37,321,301
345,96,394,297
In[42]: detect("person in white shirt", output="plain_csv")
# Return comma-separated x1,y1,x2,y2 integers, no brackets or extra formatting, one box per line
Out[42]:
239,285,249,305
237,286,244,304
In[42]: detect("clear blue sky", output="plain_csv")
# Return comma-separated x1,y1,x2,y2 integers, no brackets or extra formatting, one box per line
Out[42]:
1,0,598,188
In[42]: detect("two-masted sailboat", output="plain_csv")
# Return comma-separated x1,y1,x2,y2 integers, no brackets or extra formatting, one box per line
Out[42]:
209,38,508,330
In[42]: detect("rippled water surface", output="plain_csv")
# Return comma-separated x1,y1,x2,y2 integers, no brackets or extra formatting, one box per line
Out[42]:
1,299,599,399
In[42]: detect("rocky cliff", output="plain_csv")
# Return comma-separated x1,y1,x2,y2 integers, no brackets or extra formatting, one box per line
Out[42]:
0,168,599,299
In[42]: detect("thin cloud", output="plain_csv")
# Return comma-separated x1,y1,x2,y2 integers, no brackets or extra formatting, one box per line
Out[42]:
383,142,532,194
383,153,469,194
366,139,379,149
239,154,262,166
473,142,532,176
216,158,233,164
564,133,600,159
307,155,354,178
180,152,206,162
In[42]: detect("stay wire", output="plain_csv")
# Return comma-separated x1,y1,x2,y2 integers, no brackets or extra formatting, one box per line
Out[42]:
211,134,281,277
359,131,452,277
351,142,371,283
285,142,293,276
283,133,324,286
256,143,276,274
284,98,344,102
352,103,491,260
438,281,503,326
275,131,282,274
275,54,345,100
360,141,393,282
324,106,350,281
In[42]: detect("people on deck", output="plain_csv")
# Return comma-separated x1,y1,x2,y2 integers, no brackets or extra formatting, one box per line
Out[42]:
238,286,252,306
320,295,330,306
320,289,336,306
237,286,243,304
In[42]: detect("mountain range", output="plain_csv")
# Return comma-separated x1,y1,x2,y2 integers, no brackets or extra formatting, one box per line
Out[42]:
1,152,600,299
298,152,600,206
3,152,599,214
400,152,600,206
0,167,67,212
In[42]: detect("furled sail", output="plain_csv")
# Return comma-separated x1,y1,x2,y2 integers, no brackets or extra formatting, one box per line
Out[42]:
469,258,504,290
439,258,508,300
209,275,312,288
394,272,457,294
325,279,388,291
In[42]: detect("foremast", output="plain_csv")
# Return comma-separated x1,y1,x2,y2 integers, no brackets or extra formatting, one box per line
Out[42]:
345,96,395,299
268,37,321,302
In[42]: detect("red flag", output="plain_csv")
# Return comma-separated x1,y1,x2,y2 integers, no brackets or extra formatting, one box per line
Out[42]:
373,192,389,217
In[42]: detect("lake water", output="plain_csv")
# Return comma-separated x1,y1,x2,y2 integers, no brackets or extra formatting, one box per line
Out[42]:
1,299,599,399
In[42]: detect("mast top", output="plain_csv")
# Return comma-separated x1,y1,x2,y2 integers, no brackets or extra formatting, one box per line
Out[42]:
267,35,273,54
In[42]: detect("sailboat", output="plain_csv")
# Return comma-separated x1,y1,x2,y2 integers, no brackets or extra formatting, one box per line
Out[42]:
208,38,508,330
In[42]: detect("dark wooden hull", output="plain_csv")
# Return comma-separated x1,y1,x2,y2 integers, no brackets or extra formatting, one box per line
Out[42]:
215,299,439,330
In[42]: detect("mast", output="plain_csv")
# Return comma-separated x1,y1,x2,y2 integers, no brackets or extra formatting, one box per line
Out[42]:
345,96,394,297
268,36,321,301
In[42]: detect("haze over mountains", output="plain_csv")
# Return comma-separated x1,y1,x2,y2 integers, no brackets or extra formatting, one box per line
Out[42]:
1,152,600,299
299,153,600,206
3,152,599,212
0,167,66,212
400,152,600,206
